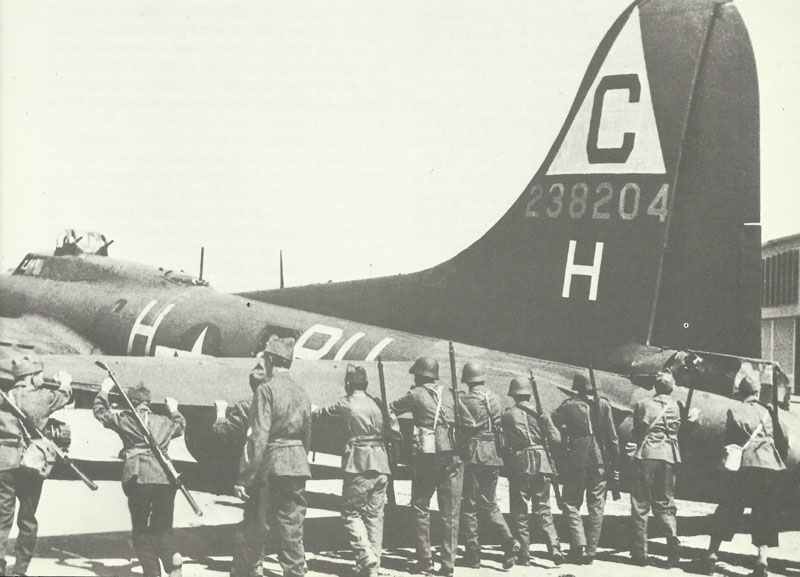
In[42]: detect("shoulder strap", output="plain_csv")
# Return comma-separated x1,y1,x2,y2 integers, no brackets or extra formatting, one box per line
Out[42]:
742,420,765,451
643,401,672,439
481,392,492,433
426,386,445,429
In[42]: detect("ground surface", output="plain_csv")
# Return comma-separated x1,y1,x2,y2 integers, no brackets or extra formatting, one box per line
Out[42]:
9,475,800,577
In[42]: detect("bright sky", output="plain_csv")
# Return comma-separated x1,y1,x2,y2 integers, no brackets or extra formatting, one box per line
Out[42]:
2,1,798,292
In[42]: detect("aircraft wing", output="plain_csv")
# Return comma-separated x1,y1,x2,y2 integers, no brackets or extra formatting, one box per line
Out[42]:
0,315,101,355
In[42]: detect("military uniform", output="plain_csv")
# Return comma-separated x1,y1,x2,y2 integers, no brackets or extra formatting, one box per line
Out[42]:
458,382,517,565
710,396,785,548
0,356,71,576
630,392,682,563
93,386,186,577
502,399,562,564
391,379,463,575
233,369,312,577
314,380,391,577
551,385,619,560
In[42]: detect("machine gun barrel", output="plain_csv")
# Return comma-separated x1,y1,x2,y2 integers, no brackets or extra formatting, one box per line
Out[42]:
94,361,203,517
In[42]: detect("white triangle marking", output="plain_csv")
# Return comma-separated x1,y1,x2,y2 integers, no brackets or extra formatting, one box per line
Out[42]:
547,8,665,175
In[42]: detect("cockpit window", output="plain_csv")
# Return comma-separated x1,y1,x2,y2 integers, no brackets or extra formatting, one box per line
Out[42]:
13,255,44,277
159,269,209,287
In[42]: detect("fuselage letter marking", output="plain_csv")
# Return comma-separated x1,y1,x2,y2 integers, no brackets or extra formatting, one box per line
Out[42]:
562,241,604,301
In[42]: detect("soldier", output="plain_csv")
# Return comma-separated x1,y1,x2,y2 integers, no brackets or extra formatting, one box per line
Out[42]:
390,356,463,577
313,364,394,577
501,377,563,566
213,353,270,482
629,371,699,567
457,362,519,569
93,380,186,577
701,371,785,577
551,373,619,565
232,337,311,577
0,354,72,577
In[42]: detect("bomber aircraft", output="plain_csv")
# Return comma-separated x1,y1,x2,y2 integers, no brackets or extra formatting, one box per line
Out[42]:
1,0,798,504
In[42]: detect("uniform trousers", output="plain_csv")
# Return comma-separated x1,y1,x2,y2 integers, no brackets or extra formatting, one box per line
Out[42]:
411,453,463,572
342,472,388,575
630,459,678,559
509,474,560,559
711,468,780,547
123,481,178,577
0,468,44,576
232,476,307,577
461,464,513,555
561,467,607,555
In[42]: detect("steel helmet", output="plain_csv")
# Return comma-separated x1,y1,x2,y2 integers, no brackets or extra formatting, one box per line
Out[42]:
461,361,485,385
572,373,590,393
507,377,533,397
345,364,368,388
263,335,295,367
409,357,439,380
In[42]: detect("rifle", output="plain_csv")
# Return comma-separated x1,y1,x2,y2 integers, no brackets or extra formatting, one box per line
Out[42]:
528,370,564,510
94,361,203,517
448,342,464,453
588,367,620,501
377,357,397,508
771,372,789,461
0,389,97,491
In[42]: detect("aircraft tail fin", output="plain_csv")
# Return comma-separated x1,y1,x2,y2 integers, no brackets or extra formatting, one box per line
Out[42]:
242,0,761,366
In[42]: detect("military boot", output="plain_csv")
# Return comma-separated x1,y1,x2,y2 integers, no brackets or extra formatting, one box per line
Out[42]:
549,544,564,566
667,538,681,568
502,540,520,570
458,551,480,569
168,553,183,577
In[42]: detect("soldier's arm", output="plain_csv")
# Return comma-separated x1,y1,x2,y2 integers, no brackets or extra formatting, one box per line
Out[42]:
632,402,645,444
602,399,620,462
238,386,272,487
541,413,562,446
312,397,347,421
92,391,123,432
389,391,415,416
167,403,186,439
212,402,249,438
303,398,312,453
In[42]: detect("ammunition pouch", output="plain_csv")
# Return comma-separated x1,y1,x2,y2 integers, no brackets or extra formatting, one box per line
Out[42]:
414,425,454,454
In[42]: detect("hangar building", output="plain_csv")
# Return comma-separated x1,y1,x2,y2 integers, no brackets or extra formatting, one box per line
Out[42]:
762,234,800,392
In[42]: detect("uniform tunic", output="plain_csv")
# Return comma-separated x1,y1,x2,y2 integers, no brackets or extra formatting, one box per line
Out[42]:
458,384,514,557
501,401,562,558
233,370,312,577
711,396,786,547
391,383,463,573
315,390,391,576
552,394,619,556
93,390,186,577
0,379,70,576
630,393,682,560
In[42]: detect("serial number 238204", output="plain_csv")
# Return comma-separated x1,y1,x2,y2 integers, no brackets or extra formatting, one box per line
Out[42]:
524,181,669,223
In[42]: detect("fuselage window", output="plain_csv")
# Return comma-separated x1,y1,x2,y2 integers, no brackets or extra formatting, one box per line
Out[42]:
111,299,128,313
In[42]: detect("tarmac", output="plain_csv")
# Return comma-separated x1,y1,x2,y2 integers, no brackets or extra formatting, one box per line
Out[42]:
10,474,800,577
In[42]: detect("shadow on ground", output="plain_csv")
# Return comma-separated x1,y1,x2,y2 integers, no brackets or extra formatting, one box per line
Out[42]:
19,496,800,577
